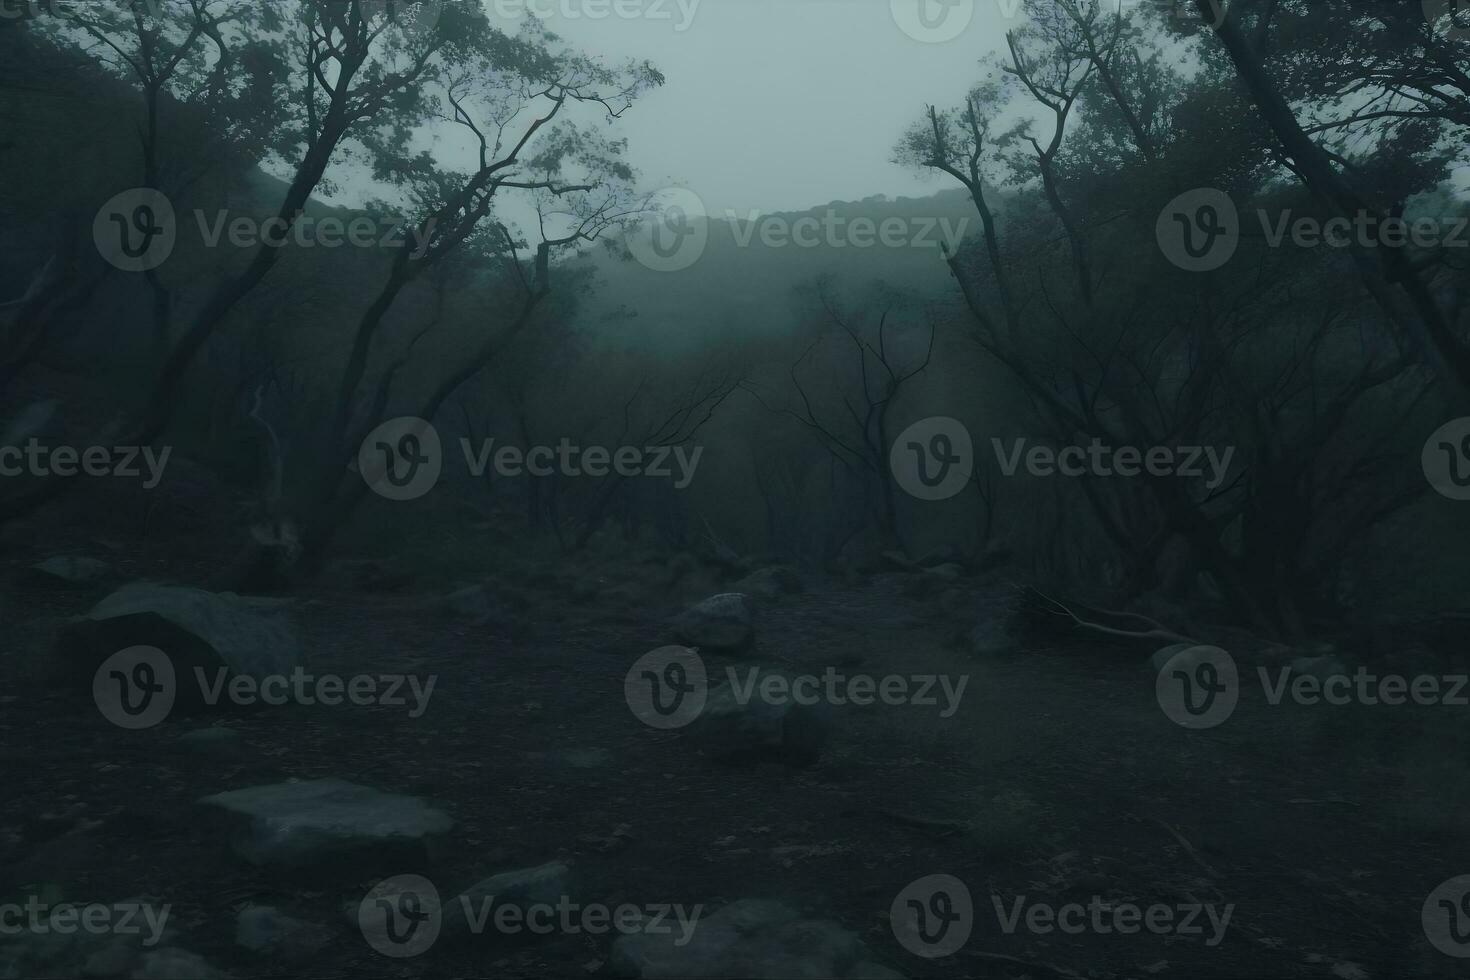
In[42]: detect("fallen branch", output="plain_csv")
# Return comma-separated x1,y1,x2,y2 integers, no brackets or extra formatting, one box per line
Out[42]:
1027,587,1196,645
961,948,1088,979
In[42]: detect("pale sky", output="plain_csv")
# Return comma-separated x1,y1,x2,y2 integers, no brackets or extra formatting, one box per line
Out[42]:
475,0,1018,214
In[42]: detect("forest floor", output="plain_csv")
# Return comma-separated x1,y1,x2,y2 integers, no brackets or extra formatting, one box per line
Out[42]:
2,545,1469,979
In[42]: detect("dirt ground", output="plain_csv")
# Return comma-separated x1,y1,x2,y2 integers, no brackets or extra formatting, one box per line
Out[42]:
3,549,1469,979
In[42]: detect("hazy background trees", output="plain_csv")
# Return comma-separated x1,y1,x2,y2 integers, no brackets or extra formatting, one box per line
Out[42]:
2,0,1468,643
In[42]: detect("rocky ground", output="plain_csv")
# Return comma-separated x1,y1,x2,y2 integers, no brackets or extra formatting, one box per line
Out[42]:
2,545,1468,978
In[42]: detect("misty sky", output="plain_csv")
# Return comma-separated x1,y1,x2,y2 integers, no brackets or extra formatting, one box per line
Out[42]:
477,0,1018,214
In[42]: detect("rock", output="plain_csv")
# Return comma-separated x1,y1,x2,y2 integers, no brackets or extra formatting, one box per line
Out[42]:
901,564,961,598
441,860,573,940
733,566,804,599
82,938,140,978
29,556,111,588
197,778,452,874
52,583,305,708
684,670,831,766
0,907,184,980
433,585,503,625
969,615,1020,657
916,545,965,568
235,905,330,959
610,899,894,979
130,948,225,980
177,726,244,758
880,550,918,572
670,593,755,653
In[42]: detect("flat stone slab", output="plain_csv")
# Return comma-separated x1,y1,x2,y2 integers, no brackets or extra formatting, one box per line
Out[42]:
441,860,574,940
29,555,110,587
684,671,831,766
198,778,452,873
53,584,305,708
670,593,755,653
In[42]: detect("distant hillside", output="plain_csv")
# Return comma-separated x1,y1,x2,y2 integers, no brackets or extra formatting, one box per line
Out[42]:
566,187,988,354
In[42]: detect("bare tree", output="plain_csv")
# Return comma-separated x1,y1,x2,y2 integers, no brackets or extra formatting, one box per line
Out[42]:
743,279,936,552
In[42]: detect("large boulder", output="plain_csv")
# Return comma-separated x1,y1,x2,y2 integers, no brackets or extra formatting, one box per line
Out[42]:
611,899,898,979
684,670,832,766
915,545,966,568
27,555,111,588
235,905,331,959
52,583,304,708
429,584,505,626
968,614,1021,657
440,861,574,941
670,593,755,653
0,898,185,980
733,566,804,600
197,778,452,876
